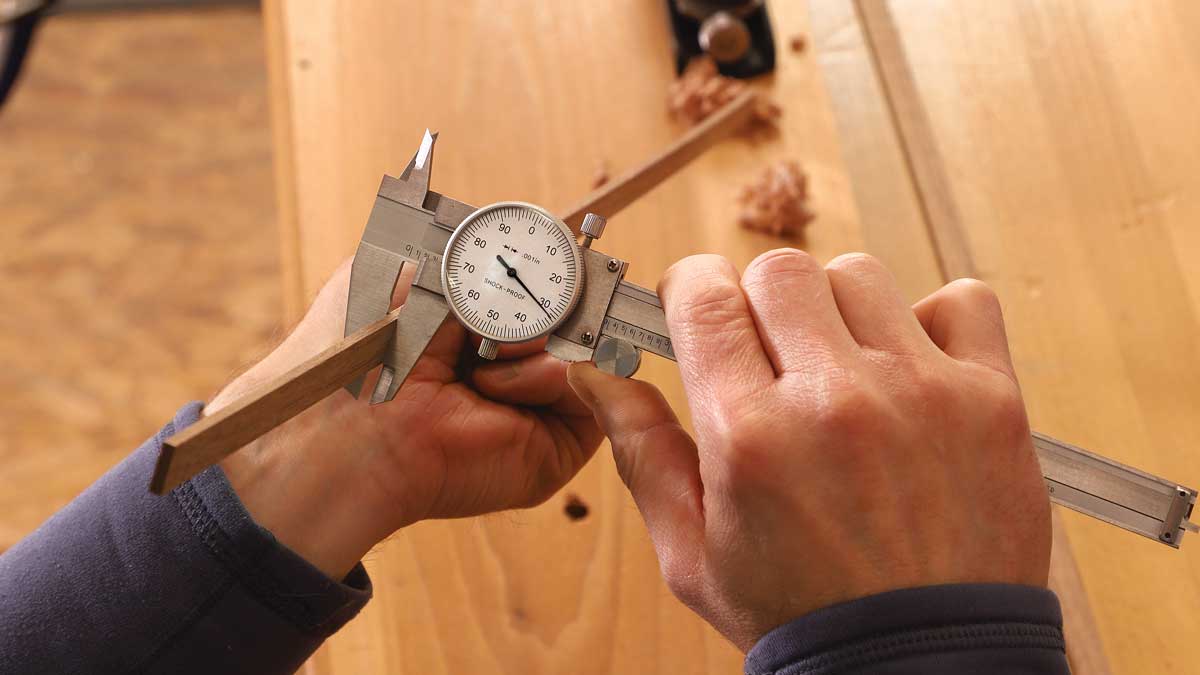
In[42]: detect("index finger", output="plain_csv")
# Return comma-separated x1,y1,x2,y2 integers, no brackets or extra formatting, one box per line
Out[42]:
659,255,775,401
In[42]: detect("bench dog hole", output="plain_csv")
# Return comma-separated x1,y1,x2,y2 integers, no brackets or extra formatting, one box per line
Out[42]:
564,493,589,521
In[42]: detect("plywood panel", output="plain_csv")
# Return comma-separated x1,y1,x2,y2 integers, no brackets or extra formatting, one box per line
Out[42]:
265,1,947,672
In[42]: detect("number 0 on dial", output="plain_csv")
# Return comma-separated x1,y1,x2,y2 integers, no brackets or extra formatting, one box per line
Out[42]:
441,201,585,343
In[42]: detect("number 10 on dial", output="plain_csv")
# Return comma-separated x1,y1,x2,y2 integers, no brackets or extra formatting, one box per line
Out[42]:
441,202,585,359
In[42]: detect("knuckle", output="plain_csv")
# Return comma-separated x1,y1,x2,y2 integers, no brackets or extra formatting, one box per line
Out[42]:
715,411,782,488
906,360,955,405
811,384,884,439
668,275,747,329
742,248,821,290
947,277,1001,312
723,426,771,470
989,386,1031,444
663,254,735,293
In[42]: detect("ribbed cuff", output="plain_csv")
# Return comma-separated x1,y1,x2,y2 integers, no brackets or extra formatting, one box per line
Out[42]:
169,402,372,637
744,584,1065,675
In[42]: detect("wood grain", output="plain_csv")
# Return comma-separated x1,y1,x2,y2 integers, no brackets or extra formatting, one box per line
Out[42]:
265,1,918,672
851,0,977,282
805,0,943,298
151,311,398,495
851,2,1110,671
819,1,1200,672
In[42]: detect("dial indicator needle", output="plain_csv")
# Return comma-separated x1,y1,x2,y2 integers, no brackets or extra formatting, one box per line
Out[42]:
496,255,552,320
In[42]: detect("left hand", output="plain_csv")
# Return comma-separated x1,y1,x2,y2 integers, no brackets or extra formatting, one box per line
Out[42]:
214,258,602,579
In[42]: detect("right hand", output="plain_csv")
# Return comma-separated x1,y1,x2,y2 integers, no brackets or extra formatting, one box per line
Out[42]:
566,250,1051,652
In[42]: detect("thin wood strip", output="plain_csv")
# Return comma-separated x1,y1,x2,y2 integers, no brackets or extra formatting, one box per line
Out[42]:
560,89,760,233
853,0,977,281
151,100,763,496
149,311,400,495
852,1,1111,672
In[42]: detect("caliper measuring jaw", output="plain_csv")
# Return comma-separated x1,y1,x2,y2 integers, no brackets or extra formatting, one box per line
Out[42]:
343,129,451,404
342,130,668,404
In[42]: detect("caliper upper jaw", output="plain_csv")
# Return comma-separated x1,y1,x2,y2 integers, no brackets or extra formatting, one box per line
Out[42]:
393,129,437,208
344,129,447,403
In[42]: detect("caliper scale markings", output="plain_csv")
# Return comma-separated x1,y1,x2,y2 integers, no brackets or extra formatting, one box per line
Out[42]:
440,201,584,358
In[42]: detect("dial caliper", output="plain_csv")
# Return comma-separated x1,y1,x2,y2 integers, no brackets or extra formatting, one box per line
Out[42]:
152,127,1197,550
342,131,669,406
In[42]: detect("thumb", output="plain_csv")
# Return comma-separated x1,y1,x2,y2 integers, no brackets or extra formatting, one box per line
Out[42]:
567,363,704,576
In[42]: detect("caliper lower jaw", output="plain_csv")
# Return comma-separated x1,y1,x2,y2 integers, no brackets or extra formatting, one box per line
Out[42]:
344,130,447,404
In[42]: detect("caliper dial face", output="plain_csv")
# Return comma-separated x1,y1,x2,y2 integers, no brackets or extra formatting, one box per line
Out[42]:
441,202,584,343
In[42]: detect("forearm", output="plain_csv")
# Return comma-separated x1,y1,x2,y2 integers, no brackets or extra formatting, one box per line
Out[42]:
0,403,371,675
745,584,1068,675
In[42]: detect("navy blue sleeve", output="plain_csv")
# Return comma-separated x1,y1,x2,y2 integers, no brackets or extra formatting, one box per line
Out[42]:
744,584,1069,675
0,403,1071,675
0,402,371,675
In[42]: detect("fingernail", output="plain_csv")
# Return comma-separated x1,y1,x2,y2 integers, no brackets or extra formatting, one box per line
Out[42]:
566,362,602,408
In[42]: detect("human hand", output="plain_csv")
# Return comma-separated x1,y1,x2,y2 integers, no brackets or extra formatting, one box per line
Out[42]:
567,250,1051,651
214,258,602,579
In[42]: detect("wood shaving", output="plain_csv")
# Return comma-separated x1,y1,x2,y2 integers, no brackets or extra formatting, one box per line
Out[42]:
737,161,814,237
667,56,779,128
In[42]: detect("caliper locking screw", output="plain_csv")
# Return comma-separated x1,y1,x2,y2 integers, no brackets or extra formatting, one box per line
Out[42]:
607,259,620,272
581,332,594,345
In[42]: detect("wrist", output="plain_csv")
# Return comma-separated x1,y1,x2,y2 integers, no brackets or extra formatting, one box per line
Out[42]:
219,391,395,580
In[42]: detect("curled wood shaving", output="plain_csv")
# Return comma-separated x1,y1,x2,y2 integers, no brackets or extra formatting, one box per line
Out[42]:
737,161,814,238
667,57,780,127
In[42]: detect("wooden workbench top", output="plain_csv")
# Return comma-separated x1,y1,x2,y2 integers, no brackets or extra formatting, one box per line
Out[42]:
264,1,1199,672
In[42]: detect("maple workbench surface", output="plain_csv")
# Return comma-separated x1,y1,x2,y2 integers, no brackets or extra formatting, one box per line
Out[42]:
264,2,1200,673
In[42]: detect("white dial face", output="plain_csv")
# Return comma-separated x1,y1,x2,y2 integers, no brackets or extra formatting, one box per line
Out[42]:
442,202,584,342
